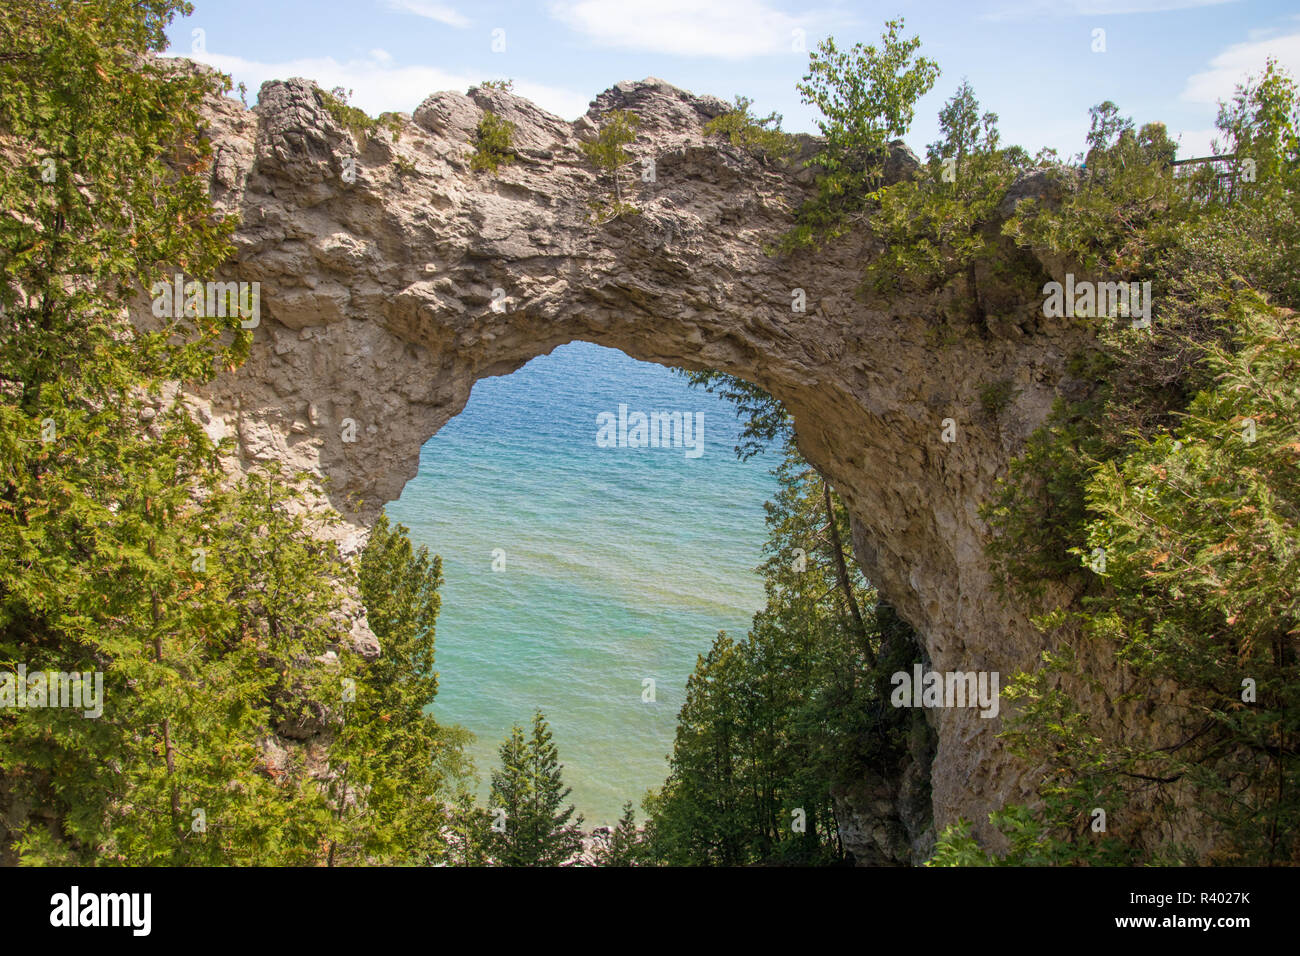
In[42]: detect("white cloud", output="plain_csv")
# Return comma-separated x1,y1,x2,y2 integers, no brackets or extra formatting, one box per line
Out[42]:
384,0,470,29
370,48,393,64
549,0,809,58
1180,30,1300,106
190,50,591,120
984,0,1236,20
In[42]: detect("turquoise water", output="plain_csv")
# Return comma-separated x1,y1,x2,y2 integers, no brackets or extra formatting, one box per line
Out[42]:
385,342,780,825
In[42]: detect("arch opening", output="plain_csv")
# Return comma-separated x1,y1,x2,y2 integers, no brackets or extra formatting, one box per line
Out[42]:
385,340,782,824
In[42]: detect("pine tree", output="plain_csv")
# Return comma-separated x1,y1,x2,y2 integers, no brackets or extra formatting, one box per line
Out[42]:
444,787,494,867
326,513,448,865
594,802,643,866
486,711,583,866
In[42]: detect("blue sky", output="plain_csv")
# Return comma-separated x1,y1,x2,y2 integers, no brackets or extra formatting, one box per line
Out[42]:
169,0,1300,159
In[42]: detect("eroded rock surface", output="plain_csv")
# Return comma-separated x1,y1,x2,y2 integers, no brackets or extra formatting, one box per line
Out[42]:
163,62,1109,859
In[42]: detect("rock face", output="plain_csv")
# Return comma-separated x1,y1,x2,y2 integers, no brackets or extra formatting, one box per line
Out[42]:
167,63,1105,861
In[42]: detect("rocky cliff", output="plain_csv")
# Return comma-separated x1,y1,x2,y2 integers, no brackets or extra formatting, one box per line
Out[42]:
160,62,1113,862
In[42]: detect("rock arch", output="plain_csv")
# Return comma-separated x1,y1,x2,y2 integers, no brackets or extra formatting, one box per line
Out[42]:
176,67,1095,859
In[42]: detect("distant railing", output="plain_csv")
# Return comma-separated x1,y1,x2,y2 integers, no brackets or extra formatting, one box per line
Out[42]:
1170,152,1237,168
1170,152,1245,202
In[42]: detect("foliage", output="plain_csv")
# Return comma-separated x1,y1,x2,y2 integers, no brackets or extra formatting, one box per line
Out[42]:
470,110,517,175
0,454,349,864
676,370,791,460
1213,57,1298,204
863,81,1035,324
781,19,940,252
580,109,641,223
443,785,494,866
486,711,584,866
1002,108,1184,283
982,394,1109,598
0,0,461,866
986,68,1300,598
1063,296,1300,863
957,67,1300,863
703,96,798,163
435,722,493,866
318,86,401,145
955,296,1300,866
0,0,248,863
378,112,404,141
325,514,448,865
643,444,922,865
592,801,645,866
929,801,1141,867
1203,57,1300,302
664,335,925,866
978,379,1018,418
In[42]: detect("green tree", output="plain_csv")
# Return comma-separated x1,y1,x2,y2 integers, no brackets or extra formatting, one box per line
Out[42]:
0,455,352,864
580,109,640,222
325,513,449,865
676,371,790,461
0,0,445,867
782,19,940,251
166,466,349,866
644,442,921,866
0,0,255,864
444,785,495,867
593,801,644,866
959,294,1300,866
1215,57,1298,197
1204,58,1300,301
985,80,1298,599
961,69,1300,864
486,711,584,866
1075,294,1298,863
864,81,1033,325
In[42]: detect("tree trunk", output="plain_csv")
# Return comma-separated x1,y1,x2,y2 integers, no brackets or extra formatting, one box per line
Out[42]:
823,482,875,668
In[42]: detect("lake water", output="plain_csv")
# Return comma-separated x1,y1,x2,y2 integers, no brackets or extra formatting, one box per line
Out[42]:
385,341,780,825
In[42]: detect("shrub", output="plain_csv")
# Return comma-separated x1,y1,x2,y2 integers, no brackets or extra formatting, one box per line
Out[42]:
470,110,517,175
580,110,641,223
703,96,798,162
